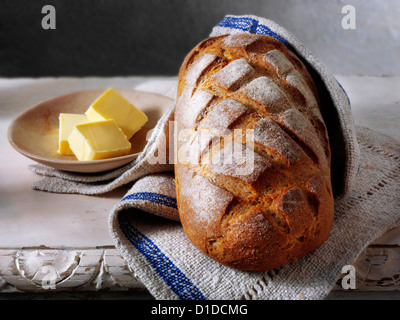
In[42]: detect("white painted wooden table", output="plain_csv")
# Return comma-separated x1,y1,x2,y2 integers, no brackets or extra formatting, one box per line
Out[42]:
0,76,399,299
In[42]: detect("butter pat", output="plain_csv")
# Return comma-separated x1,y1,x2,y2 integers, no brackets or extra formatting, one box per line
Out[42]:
85,88,148,140
58,113,91,155
68,119,131,161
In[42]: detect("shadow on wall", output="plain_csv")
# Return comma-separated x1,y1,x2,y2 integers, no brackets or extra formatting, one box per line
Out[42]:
1,0,399,77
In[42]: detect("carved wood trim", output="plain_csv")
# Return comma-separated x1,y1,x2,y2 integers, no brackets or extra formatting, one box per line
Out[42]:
1,245,399,293
0,246,145,293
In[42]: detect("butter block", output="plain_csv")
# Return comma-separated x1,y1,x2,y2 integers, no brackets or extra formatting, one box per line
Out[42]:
58,113,91,155
68,119,131,161
85,88,148,140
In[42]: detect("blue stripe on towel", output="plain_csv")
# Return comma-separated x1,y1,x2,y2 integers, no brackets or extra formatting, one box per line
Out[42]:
217,16,289,46
335,79,351,107
122,192,178,210
118,213,206,300
217,16,254,31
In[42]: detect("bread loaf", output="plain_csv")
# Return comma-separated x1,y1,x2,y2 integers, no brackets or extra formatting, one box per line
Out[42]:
174,33,334,271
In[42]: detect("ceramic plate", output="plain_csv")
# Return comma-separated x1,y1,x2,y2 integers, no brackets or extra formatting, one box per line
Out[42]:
7,89,173,173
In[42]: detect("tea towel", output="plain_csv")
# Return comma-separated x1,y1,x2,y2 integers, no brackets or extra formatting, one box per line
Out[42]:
109,125,399,299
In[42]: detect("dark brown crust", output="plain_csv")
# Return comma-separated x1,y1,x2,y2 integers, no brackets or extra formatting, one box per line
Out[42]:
174,33,334,271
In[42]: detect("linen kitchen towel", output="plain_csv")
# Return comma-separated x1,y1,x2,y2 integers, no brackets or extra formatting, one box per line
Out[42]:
109,125,399,299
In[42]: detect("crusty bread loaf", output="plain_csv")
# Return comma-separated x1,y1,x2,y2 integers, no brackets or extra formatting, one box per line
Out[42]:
174,33,334,271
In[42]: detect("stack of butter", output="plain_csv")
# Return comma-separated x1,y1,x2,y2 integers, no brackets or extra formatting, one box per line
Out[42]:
58,88,148,161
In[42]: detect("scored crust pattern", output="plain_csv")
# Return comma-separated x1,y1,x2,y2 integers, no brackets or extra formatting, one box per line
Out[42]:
175,33,334,271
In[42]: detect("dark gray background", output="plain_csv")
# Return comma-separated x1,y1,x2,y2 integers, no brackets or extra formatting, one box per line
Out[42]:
1,0,398,77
